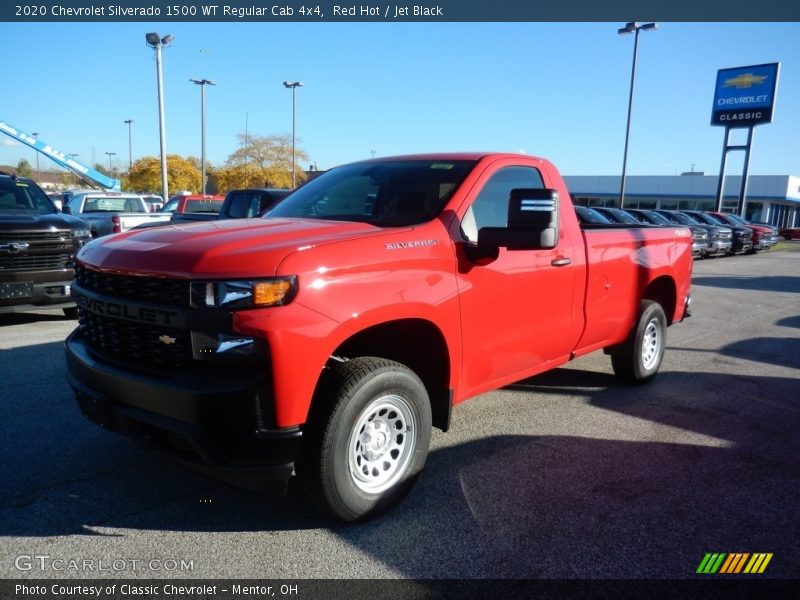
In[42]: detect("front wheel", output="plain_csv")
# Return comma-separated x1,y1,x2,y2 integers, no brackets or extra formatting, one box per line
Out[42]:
298,357,432,522
610,300,667,384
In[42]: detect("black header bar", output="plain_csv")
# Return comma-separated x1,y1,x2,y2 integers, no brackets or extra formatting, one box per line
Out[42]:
3,0,799,22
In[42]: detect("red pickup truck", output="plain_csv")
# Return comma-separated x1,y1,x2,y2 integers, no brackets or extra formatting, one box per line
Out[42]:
65,153,692,521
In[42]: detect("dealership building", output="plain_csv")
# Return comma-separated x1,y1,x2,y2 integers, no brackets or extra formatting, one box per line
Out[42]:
564,173,800,227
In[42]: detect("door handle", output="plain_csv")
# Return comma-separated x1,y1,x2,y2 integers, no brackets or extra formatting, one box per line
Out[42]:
551,257,572,267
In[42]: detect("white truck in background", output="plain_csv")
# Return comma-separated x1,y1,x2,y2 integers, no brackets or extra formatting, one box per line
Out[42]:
63,191,171,237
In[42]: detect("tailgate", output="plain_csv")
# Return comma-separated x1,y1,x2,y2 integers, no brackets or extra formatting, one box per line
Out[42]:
119,214,172,231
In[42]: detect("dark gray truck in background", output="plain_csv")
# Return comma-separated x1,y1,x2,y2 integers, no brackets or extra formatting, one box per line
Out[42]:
0,172,91,317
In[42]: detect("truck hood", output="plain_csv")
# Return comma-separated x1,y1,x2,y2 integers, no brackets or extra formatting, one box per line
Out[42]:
76,217,388,278
0,211,87,231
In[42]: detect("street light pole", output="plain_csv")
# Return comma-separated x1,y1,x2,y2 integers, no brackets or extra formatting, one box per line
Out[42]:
105,152,116,176
190,79,216,194
617,22,657,208
124,119,133,171
146,32,174,203
31,131,40,182
283,81,303,188
68,153,79,186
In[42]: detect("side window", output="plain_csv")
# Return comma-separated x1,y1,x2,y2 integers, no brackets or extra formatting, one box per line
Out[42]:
68,196,83,212
224,192,248,218
461,166,544,242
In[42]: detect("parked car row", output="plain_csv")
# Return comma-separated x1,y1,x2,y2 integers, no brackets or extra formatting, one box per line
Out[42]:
574,205,781,259
135,188,293,228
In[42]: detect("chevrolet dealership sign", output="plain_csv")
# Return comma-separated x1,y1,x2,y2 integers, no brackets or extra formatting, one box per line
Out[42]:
711,63,780,127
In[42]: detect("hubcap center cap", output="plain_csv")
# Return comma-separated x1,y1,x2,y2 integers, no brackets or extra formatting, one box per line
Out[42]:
360,422,391,460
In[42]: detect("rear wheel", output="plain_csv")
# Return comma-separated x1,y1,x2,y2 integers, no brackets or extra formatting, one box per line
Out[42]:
298,357,432,522
610,300,667,384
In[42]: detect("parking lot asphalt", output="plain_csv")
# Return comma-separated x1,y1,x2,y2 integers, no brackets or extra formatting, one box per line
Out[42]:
1,244,798,580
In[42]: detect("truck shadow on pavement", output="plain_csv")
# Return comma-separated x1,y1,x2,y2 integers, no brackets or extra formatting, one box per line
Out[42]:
1,341,799,578
665,336,800,370
0,312,75,326
691,274,800,294
775,315,800,329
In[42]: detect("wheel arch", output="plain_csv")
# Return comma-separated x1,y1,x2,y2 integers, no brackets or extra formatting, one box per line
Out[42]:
312,318,453,432
643,275,677,325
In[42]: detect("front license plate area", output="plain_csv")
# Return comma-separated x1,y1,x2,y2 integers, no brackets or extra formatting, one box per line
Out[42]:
0,282,34,300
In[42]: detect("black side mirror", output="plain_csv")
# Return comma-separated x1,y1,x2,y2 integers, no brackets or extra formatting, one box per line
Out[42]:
477,188,559,250
62,206,73,215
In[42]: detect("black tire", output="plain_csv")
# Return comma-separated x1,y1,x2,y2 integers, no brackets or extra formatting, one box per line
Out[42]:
63,307,78,319
298,357,432,522
610,300,667,384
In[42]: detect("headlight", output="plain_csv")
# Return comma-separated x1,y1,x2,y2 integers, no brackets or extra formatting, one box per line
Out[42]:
190,276,298,309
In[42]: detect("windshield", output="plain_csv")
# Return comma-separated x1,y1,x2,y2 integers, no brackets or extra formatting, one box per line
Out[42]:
0,179,57,214
689,212,721,226
267,159,476,226
662,211,701,226
724,213,748,225
575,206,612,224
604,208,640,224
639,210,670,225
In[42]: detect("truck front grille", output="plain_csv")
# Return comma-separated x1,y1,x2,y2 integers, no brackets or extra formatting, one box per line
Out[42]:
1,231,70,242
0,230,73,271
75,264,189,307
0,253,71,270
78,308,193,370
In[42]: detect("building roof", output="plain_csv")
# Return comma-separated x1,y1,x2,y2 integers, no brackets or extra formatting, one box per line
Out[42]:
564,174,800,203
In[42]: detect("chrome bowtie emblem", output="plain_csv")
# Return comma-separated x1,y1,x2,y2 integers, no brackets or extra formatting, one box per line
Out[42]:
158,335,177,345
0,242,30,254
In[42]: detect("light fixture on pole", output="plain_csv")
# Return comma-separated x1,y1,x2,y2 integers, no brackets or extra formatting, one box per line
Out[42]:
146,32,174,203
105,152,116,176
190,79,216,194
31,131,40,181
617,21,657,208
283,81,303,188
123,119,133,171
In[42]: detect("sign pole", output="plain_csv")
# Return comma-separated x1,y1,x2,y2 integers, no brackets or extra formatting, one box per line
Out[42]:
737,127,755,218
714,128,731,212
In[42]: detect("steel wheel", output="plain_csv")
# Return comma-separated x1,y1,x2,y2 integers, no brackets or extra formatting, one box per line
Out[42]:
610,300,667,384
348,394,417,493
298,357,432,521
640,319,662,371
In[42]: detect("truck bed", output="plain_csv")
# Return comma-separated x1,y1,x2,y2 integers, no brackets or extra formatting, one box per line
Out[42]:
575,225,693,356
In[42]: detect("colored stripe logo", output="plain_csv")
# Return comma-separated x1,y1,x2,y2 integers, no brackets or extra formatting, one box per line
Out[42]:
696,553,773,574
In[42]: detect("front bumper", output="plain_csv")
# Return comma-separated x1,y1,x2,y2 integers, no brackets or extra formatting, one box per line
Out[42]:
753,238,775,250
65,328,302,493
707,239,732,256
0,278,74,314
